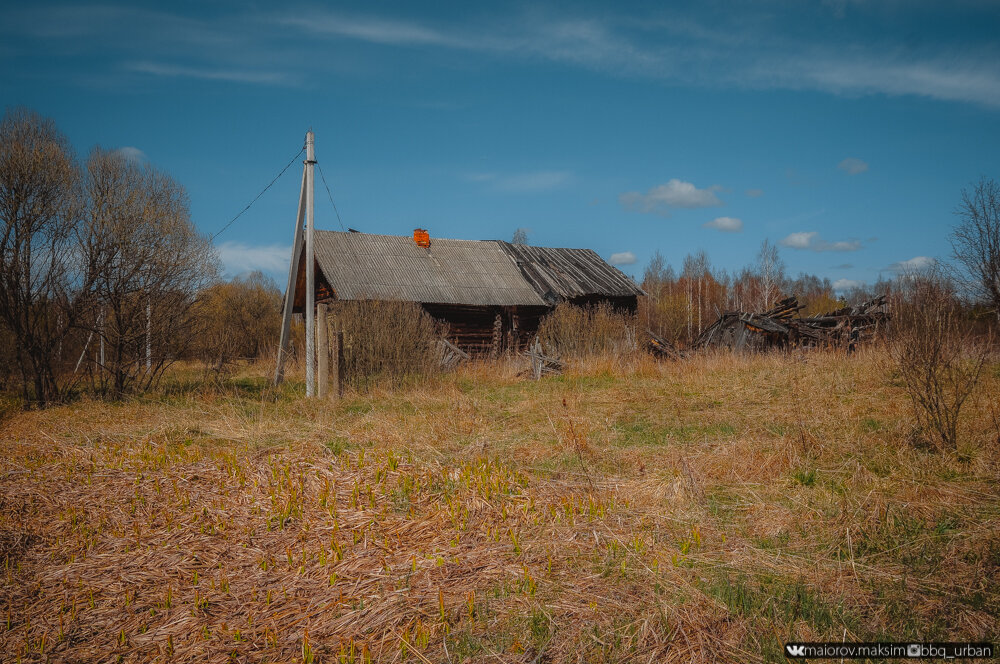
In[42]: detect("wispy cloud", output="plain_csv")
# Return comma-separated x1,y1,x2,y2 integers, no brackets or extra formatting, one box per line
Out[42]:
780,231,862,252
620,179,723,216
889,255,936,272
831,262,854,269
10,4,1000,105
745,188,763,197
125,61,294,85
838,157,868,175
114,146,146,162
272,8,1000,107
703,216,743,232
275,11,659,76
277,13,460,47
609,251,636,266
216,242,291,277
466,170,572,192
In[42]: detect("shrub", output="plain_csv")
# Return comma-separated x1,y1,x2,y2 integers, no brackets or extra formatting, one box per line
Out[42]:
193,272,282,374
537,302,638,359
323,300,444,389
890,272,988,450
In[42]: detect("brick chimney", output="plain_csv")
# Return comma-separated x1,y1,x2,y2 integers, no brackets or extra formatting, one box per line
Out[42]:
413,228,430,248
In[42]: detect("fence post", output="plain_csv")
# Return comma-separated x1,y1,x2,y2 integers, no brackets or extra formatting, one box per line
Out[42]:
331,330,343,400
317,302,329,398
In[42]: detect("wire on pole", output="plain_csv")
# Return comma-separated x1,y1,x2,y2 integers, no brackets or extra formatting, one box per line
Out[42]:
317,162,347,232
211,143,306,240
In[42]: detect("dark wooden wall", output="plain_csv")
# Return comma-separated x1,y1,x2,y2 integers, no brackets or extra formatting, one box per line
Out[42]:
421,303,549,355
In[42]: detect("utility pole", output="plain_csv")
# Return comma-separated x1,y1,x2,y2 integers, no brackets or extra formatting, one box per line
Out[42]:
304,131,316,397
273,165,307,386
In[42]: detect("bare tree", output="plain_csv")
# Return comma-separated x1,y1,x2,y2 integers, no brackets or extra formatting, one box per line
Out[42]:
754,239,785,311
951,177,1000,320
193,271,281,374
511,228,529,245
83,148,217,397
0,108,94,405
890,268,986,451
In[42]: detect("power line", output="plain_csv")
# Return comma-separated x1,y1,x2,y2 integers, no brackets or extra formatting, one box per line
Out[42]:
211,143,306,240
317,161,347,232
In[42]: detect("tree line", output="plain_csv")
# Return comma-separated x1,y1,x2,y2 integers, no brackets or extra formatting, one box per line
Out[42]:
639,240,845,346
4,106,998,407
639,178,1000,347
0,108,280,405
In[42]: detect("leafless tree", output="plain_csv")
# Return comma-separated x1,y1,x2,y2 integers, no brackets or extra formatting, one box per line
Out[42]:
193,271,281,374
0,108,94,405
754,239,785,311
951,177,1000,320
82,148,217,397
890,268,987,451
511,228,529,245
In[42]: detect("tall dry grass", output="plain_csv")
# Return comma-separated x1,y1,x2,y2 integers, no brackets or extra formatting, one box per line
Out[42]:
537,302,638,360
2,349,998,663
323,300,444,390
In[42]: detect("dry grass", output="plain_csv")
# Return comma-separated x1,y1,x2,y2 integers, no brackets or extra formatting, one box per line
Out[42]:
537,302,638,360
323,300,444,390
2,348,999,663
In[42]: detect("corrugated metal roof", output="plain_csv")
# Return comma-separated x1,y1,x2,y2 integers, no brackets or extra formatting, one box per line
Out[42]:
498,242,645,302
312,231,548,306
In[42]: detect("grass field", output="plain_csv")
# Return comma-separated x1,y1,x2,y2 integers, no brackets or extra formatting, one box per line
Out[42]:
2,349,999,663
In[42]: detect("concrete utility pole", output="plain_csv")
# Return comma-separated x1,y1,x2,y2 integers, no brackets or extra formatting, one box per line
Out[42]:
304,131,316,397
272,168,306,385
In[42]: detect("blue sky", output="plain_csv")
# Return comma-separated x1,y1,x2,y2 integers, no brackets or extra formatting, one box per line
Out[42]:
3,0,999,292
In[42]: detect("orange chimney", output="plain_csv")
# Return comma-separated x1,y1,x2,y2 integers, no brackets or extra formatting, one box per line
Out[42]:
413,228,430,248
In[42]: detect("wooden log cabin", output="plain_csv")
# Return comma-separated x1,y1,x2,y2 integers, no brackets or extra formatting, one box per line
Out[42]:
290,229,643,353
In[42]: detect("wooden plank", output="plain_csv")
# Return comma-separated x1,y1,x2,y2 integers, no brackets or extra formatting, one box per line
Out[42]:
317,302,328,398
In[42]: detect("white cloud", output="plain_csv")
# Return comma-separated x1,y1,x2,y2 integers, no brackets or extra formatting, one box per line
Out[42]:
276,12,656,76
838,157,869,175
125,61,294,85
12,5,1000,106
466,170,571,192
114,146,146,162
271,11,1000,108
833,278,865,292
619,179,723,215
889,256,936,272
780,231,817,249
278,13,461,47
703,216,743,232
780,231,862,252
216,242,291,277
609,251,636,266
745,188,763,197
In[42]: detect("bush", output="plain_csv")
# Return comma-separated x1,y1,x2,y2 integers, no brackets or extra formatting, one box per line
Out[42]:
537,302,638,359
193,272,282,373
323,300,444,389
890,272,988,451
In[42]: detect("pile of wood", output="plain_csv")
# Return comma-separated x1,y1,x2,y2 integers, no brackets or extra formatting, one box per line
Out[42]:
695,295,889,352
524,337,565,379
436,337,470,371
647,330,680,359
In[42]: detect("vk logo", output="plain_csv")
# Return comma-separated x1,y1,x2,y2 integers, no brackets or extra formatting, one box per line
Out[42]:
785,644,807,657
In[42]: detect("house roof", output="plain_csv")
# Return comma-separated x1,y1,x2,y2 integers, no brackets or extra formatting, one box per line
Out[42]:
297,230,642,308
498,242,645,303
311,231,547,306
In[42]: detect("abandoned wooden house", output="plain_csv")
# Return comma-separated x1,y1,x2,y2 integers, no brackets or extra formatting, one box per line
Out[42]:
288,228,643,353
